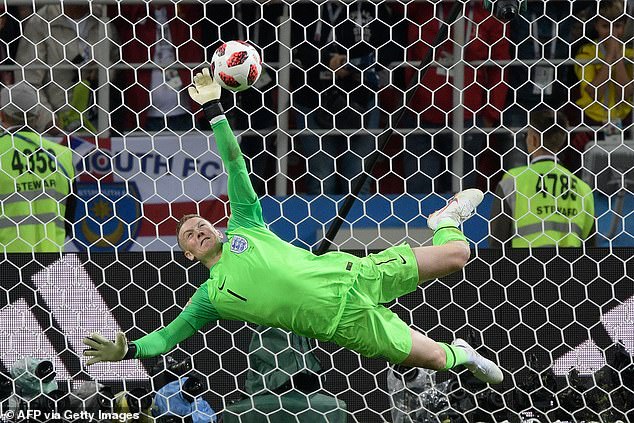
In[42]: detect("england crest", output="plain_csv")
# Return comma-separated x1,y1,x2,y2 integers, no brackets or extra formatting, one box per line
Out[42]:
230,236,249,254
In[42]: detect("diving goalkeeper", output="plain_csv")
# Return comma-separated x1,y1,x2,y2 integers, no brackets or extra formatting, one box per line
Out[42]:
83,68,503,384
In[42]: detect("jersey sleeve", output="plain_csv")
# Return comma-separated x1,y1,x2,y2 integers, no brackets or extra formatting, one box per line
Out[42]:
178,282,221,329
131,316,197,359
131,282,220,358
212,117,265,230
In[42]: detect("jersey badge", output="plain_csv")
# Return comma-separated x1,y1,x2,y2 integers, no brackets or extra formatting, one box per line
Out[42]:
230,236,249,254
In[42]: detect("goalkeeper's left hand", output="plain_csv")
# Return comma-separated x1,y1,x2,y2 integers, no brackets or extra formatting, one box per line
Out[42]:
188,67,221,105
82,332,128,366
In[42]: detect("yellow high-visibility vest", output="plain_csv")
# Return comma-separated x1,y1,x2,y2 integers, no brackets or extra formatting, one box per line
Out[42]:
498,159,594,247
0,131,74,252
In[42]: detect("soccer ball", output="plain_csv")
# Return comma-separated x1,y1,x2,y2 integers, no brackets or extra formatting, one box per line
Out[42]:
211,41,262,92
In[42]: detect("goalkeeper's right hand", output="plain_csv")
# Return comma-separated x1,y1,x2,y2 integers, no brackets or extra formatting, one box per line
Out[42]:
188,67,221,105
82,332,128,366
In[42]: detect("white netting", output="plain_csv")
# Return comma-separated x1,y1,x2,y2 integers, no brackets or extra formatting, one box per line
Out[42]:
0,1,633,422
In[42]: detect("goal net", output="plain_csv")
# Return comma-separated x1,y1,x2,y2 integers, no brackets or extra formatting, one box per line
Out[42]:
1,1,633,422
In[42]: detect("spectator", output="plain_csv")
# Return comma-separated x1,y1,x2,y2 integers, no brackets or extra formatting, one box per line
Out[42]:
626,0,634,40
0,6,13,85
489,107,595,248
402,0,510,193
112,4,204,132
14,4,118,134
0,6,34,86
0,6,32,85
291,1,393,195
568,2,596,57
501,1,578,176
574,0,633,136
0,83,75,252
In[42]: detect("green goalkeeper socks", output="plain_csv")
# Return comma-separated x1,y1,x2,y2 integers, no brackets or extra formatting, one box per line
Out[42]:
432,219,467,245
437,342,471,370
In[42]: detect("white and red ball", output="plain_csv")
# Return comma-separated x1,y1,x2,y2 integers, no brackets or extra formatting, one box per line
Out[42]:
211,41,262,92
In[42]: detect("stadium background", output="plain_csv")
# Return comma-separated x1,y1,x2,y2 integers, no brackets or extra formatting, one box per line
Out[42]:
1,0,634,422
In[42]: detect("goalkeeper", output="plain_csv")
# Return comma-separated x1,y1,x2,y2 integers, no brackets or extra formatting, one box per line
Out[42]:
83,68,503,384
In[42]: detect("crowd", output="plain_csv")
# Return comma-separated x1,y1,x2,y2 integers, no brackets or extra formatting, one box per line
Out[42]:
0,0,629,252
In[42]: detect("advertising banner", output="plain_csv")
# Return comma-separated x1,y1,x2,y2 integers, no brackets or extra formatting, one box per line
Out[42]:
68,135,229,251
0,249,632,419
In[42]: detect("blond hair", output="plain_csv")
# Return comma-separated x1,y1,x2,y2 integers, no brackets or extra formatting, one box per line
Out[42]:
176,214,201,249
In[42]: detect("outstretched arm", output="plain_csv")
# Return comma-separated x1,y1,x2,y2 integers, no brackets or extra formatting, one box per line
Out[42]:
82,283,219,364
212,117,258,207
131,282,221,358
189,68,264,229
82,318,197,364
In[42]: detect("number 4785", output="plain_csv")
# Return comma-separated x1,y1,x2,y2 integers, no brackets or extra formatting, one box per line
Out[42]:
535,173,577,201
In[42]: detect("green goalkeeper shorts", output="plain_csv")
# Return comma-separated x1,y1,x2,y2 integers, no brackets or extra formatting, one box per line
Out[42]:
331,244,419,364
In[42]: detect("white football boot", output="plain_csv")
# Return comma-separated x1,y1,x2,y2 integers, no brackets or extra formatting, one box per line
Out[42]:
427,189,484,230
452,338,504,384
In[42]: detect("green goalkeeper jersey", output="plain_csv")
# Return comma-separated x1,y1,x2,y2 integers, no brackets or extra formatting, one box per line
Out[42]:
132,117,360,359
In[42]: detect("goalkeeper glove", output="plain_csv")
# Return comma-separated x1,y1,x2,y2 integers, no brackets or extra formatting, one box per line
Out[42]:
188,67,224,121
82,332,131,366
